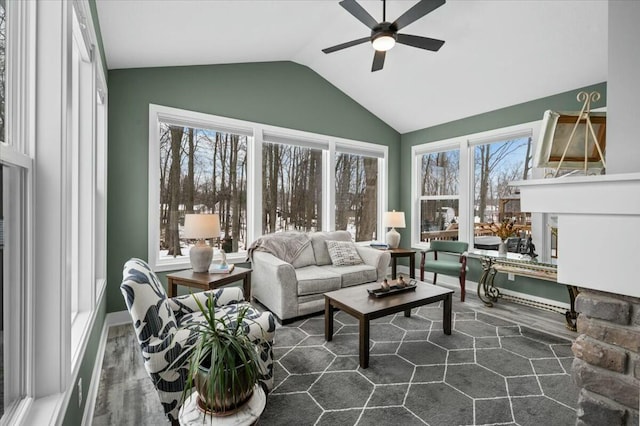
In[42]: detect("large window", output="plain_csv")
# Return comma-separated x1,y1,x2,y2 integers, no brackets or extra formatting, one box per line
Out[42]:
0,15,6,419
0,0,107,424
68,2,108,366
473,136,532,238
149,106,388,271
262,142,322,234
412,123,545,258
0,0,5,143
418,149,460,242
158,122,249,259
0,0,108,423
335,152,378,242
0,1,28,419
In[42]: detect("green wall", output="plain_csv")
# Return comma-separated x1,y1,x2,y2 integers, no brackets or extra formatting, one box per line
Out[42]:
106,61,401,313
400,81,607,303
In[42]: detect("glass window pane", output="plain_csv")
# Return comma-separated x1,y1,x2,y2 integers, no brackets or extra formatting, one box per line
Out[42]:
335,153,378,242
262,142,322,234
1,164,25,417
419,199,459,242
0,1,5,143
420,150,459,196
158,123,248,259
1,164,5,416
473,136,532,240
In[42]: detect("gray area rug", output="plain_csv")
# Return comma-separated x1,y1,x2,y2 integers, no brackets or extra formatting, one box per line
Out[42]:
93,303,579,425
261,302,579,426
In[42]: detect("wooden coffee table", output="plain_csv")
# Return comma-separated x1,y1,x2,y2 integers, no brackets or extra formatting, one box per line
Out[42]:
324,281,453,368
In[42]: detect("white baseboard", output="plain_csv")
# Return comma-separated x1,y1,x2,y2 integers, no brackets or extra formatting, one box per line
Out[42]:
105,310,133,327
416,269,571,311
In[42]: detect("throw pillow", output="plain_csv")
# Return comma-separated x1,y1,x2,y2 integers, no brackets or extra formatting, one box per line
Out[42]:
326,240,363,266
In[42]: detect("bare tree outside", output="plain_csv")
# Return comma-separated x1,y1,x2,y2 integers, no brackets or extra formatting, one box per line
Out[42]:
165,126,183,256
335,153,378,241
474,137,531,223
0,1,5,142
262,142,322,234
158,122,247,260
0,3,6,417
419,150,459,241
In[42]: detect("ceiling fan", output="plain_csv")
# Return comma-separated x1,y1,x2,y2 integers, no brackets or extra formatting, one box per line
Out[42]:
322,0,446,72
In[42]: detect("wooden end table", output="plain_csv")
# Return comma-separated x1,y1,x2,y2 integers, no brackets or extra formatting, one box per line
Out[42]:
387,248,416,279
167,266,252,300
324,281,453,368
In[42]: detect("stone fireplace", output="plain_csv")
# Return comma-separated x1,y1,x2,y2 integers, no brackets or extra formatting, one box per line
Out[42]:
515,173,640,425
572,289,639,425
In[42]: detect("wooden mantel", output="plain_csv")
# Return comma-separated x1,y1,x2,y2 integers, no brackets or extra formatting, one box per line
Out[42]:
512,173,640,298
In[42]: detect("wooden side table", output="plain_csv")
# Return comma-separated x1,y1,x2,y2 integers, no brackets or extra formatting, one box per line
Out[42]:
179,385,266,425
387,248,416,279
167,267,252,299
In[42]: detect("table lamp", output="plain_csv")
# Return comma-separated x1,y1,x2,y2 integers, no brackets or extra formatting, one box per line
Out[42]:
183,213,220,273
384,210,405,249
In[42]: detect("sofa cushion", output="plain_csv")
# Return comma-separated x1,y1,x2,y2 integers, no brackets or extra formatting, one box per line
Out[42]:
326,240,363,266
325,264,378,288
291,242,316,269
295,266,342,296
310,231,352,266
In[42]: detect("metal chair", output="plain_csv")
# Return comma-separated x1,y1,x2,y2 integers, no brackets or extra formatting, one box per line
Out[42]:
420,241,469,301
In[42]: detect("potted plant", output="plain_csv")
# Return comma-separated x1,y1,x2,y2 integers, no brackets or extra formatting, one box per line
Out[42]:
182,293,263,415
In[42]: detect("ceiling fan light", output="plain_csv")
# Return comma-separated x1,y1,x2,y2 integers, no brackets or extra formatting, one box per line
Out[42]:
372,34,396,51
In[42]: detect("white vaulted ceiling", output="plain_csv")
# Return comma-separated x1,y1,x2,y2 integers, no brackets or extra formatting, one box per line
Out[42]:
95,0,608,134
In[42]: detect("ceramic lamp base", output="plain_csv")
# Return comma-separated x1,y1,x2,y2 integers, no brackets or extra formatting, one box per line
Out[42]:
190,241,213,272
386,228,401,249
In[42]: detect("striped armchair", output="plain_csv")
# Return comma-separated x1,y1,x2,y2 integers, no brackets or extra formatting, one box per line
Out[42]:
120,258,275,423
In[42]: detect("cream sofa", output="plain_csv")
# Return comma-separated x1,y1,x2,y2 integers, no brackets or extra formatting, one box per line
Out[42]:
250,231,391,323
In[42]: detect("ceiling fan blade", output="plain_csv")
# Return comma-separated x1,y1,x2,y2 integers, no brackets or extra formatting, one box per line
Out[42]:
339,0,379,29
372,50,386,72
393,0,446,31
397,33,445,51
322,37,370,54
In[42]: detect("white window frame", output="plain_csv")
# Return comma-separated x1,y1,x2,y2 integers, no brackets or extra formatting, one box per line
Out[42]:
148,104,388,271
412,120,548,259
0,0,36,423
94,71,108,304
13,0,109,423
0,0,35,422
412,140,463,245
68,0,107,369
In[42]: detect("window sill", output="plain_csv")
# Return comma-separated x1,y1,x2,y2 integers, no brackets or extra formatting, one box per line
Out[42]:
153,252,250,273
18,394,64,426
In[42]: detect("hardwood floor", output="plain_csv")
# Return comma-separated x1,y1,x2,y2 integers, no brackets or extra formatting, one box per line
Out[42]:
92,283,576,425
92,324,169,425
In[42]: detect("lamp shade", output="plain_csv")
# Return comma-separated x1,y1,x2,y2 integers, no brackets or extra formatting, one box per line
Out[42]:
183,214,220,239
384,211,405,228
